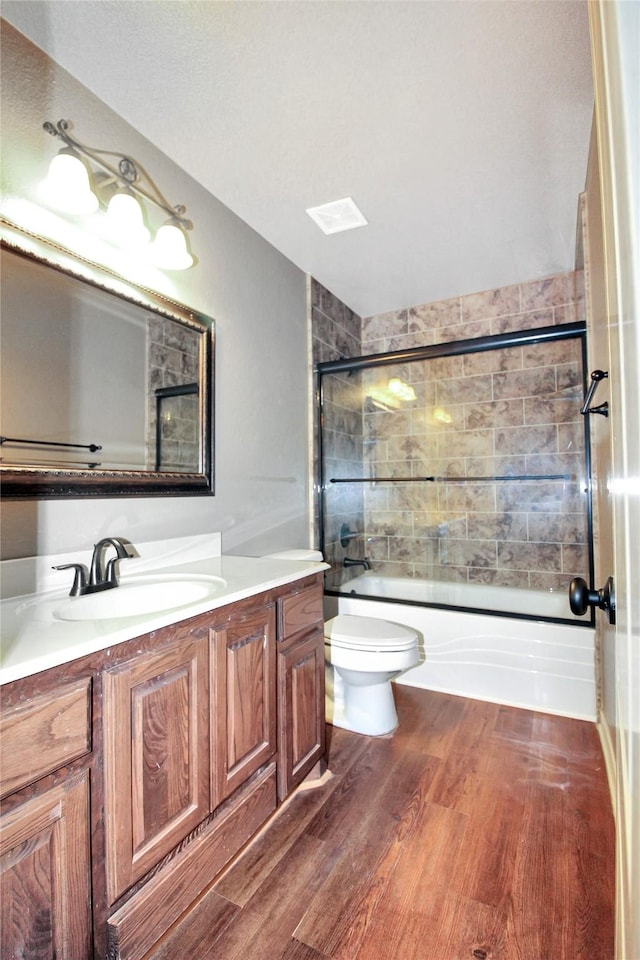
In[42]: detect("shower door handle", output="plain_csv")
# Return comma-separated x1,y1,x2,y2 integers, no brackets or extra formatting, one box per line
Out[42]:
569,576,616,625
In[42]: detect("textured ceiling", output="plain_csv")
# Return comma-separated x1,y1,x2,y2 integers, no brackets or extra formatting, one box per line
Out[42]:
2,0,594,317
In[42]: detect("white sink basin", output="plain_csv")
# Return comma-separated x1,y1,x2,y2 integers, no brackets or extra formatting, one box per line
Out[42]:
53,574,227,621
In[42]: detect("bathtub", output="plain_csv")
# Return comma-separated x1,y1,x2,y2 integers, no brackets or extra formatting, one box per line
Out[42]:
326,575,596,721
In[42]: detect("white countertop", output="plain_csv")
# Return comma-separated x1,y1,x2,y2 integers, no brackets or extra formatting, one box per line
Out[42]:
0,536,328,685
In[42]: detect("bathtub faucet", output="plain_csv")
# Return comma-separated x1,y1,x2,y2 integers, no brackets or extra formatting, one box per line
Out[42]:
343,557,371,571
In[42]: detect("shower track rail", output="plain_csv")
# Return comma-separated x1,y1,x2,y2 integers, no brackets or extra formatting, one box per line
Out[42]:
329,474,573,483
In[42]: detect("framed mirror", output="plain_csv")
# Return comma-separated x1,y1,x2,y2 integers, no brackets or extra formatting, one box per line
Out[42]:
0,219,214,498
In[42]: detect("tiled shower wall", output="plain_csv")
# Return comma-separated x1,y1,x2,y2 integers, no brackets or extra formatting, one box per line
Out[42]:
146,316,201,471
313,271,589,593
311,279,363,569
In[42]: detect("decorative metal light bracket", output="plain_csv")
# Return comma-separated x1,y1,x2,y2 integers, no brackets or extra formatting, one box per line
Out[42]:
43,119,192,231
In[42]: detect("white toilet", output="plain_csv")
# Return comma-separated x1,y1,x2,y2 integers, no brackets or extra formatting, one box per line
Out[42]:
324,614,419,736
263,550,419,737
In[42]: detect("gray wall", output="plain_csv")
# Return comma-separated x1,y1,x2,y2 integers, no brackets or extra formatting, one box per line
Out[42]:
0,23,311,560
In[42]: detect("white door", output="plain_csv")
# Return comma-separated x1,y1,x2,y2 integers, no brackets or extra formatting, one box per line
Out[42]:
590,4,640,958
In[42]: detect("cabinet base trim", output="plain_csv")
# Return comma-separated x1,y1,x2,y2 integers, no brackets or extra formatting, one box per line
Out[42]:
106,764,277,960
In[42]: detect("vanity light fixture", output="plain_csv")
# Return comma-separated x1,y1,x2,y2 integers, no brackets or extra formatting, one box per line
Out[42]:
40,119,194,270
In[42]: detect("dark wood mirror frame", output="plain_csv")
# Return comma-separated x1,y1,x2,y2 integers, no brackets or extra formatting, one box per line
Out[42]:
0,219,214,499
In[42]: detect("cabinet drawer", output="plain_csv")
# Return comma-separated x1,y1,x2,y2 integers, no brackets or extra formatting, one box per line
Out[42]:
279,582,324,640
0,677,91,797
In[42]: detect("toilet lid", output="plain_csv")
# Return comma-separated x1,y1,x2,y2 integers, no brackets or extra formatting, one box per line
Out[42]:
324,615,418,651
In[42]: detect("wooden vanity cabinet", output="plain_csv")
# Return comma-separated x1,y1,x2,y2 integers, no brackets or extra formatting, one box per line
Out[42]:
211,603,277,805
0,571,326,960
276,580,326,799
103,630,210,903
0,678,93,960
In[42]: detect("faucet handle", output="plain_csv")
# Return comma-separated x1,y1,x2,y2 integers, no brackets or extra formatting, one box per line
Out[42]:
104,552,130,586
52,562,89,597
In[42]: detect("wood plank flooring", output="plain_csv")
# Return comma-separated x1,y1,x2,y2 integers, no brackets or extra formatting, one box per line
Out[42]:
146,687,615,960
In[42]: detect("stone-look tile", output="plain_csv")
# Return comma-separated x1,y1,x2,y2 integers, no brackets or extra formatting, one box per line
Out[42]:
388,536,439,564
436,374,493,405
371,560,415,579
439,483,497,512
413,457,466,478
435,428,493,460
522,339,581,369
464,399,525,431
490,309,554,334
495,423,557,456
362,309,408,342
433,318,493,344
558,423,585,453
323,374,363,412
365,409,411,440
408,297,461,332
468,568,529,588
390,485,438,512
562,543,589,573
323,401,362,439
364,537,390,561
363,485,391,512
528,571,574,592
528,513,586,544
413,512,467,539
556,361,582,392
460,283,520,322
463,347,523,377
361,330,437,355
366,511,415,537
164,322,199,356
493,366,556,400
149,342,183,375
424,564,469,583
320,270,589,603
524,451,583,478
497,541,563,572
519,273,575,311
431,356,468,381
324,431,362,463
553,302,580,325
465,455,527,477
496,480,582,514
148,316,165,343
525,396,582,425
440,538,497,568
313,306,360,359
312,279,361,340
467,512,529,542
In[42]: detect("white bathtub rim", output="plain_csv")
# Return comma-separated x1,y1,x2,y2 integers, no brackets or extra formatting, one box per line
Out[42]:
395,675,597,723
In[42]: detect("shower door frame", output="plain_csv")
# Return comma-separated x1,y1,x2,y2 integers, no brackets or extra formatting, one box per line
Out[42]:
316,320,595,627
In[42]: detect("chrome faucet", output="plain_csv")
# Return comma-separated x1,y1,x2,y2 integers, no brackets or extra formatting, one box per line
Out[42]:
54,536,132,596
343,557,371,571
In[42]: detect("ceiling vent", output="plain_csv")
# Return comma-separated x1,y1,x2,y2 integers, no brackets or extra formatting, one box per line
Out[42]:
306,197,368,235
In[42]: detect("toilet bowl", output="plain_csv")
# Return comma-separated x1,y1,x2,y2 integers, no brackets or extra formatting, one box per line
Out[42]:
324,614,419,736
262,551,419,737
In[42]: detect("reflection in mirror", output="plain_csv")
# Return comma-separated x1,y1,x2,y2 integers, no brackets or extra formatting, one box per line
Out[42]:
0,220,214,497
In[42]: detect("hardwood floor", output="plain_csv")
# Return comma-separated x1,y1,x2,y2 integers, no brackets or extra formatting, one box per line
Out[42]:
146,687,615,960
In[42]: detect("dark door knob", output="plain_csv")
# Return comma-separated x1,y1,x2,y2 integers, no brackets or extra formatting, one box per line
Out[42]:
569,576,616,625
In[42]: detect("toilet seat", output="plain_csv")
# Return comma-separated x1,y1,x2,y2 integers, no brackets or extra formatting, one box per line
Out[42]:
324,615,417,652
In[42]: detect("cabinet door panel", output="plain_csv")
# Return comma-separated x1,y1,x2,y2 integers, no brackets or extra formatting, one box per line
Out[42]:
212,606,276,804
278,629,326,799
0,770,91,960
104,636,209,902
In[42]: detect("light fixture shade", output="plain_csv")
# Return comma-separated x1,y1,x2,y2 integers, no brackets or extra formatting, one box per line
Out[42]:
106,190,150,247
39,148,99,215
150,221,194,270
